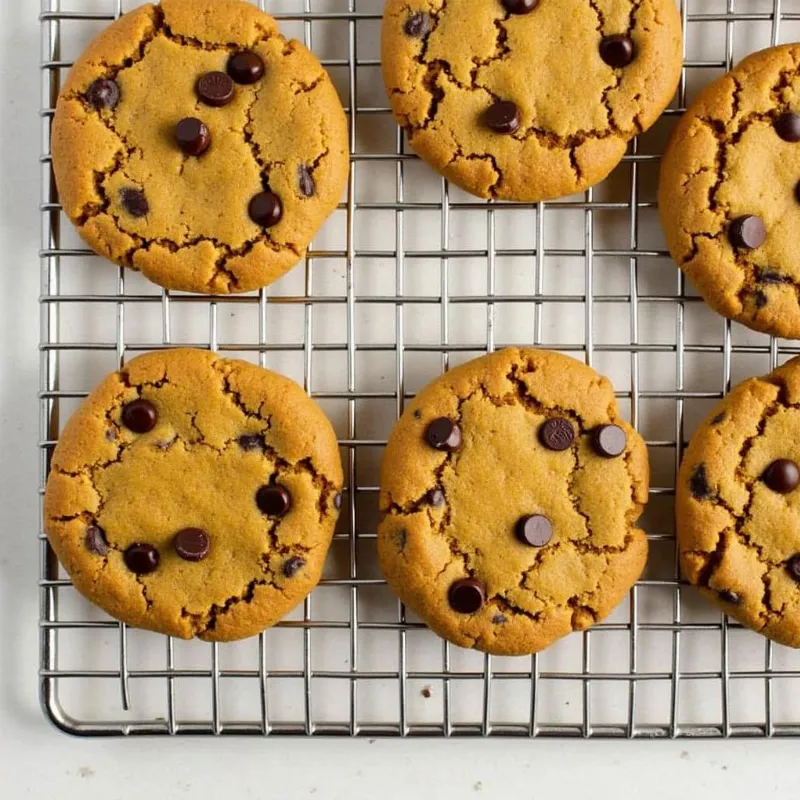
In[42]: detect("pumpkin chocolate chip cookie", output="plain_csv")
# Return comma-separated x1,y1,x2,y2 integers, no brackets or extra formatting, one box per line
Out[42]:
377,348,650,656
660,44,800,338
43,349,343,641
51,0,349,294
678,356,800,647
382,0,682,201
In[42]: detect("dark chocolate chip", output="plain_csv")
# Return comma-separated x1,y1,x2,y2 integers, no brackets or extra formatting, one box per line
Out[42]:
729,215,766,250
787,554,800,582
515,514,553,547
502,0,539,14
228,51,265,84
689,463,712,500
600,34,635,68
239,434,265,451
426,418,462,451
256,484,292,516
120,188,149,218
283,556,306,577
492,613,508,624
249,191,283,227
775,112,800,142
591,424,627,458
796,180,800,205
763,459,800,494
297,164,316,197
754,290,768,309
758,268,792,284
711,411,726,425
404,11,431,37
448,578,485,614
84,524,108,556
484,100,520,134
413,409,422,419
174,528,210,562
86,78,120,110
333,492,343,509
539,417,575,451
175,117,211,156
718,589,742,605
121,398,157,433
429,488,445,507
124,542,159,574
196,71,235,107
105,428,118,442
391,528,408,552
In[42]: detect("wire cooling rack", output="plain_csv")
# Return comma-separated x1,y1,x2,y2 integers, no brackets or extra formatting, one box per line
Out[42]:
39,0,800,738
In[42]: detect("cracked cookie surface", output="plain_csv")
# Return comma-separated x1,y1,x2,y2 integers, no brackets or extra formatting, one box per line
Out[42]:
377,348,649,655
43,348,343,641
677,356,800,648
660,45,800,338
51,0,349,294
381,0,682,201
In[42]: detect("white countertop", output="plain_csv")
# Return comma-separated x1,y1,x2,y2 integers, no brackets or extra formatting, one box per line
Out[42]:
1,1,794,796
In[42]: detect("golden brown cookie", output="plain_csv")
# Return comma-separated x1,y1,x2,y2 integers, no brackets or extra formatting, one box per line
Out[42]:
377,348,650,656
51,0,349,294
44,349,343,641
660,44,800,338
677,356,800,648
382,0,682,201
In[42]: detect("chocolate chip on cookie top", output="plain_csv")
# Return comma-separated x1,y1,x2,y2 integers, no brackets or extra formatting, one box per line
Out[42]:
599,34,635,68
591,424,627,458
43,349,343,641
51,0,349,295
762,458,800,493
502,0,539,15
728,215,767,250
774,112,800,143
404,11,431,37
787,554,800,583
484,100,521,135
378,348,649,656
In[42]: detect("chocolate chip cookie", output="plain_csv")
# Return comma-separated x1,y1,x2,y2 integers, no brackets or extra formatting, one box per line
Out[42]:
678,356,800,647
378,348,650,655
660,44,800,338
382,0,682,201
51,0,349,294
43,349,343,641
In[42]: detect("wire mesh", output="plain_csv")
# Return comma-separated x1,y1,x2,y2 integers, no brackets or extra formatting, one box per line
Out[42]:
38,0,800,737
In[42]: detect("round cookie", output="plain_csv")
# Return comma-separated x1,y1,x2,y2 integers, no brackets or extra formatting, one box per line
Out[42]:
44,349,343,641
51,0,349,294
677,356,800,648
378,348,650,655
660,44,800,339
382,0,682,202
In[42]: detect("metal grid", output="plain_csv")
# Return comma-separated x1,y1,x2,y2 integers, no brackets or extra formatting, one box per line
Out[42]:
38,0,800,738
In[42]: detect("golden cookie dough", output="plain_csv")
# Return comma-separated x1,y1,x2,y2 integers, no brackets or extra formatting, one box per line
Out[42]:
660,44,800,338
378,348,650,656
44,349,343,641
382,0,682,201
51,0,349,294
678,356,800,648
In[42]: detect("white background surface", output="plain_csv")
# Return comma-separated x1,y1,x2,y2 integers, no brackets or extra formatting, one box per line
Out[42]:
0,0,795,796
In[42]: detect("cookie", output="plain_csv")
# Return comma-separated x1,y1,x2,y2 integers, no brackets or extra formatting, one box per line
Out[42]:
660,44,800,339
677,356,800,648
377,348,649,655
382,0,682,202
51,0,349,294
43,349,343,641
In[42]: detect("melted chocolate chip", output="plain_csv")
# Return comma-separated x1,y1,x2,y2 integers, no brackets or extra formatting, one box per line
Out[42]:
426,418,462,451
492,613,508,624
174,528,210,562
718,589,742,605
196,71,235,107
121,399,157,433
787,554,800,582
754,290,768,309
763,459,800,494
758,269,792,285
86,78,120,110
711,411,726,425
105,428,118,442
591,424,627,458
689,463,712,500
391,528,407,552
123,542,159,575
84,524,108,556
120,188,149,217
429,488,445,507
238,434,265,451
256,484,292,516
539,417,575,451
404,11,431,38
227,51,265,84
297,164,316,197
413,409,422,420
599,34,635,68
448,578,485,614
283,556,306,577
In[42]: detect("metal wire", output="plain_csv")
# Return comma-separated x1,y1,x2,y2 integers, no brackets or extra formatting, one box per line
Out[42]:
39,0,800,737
